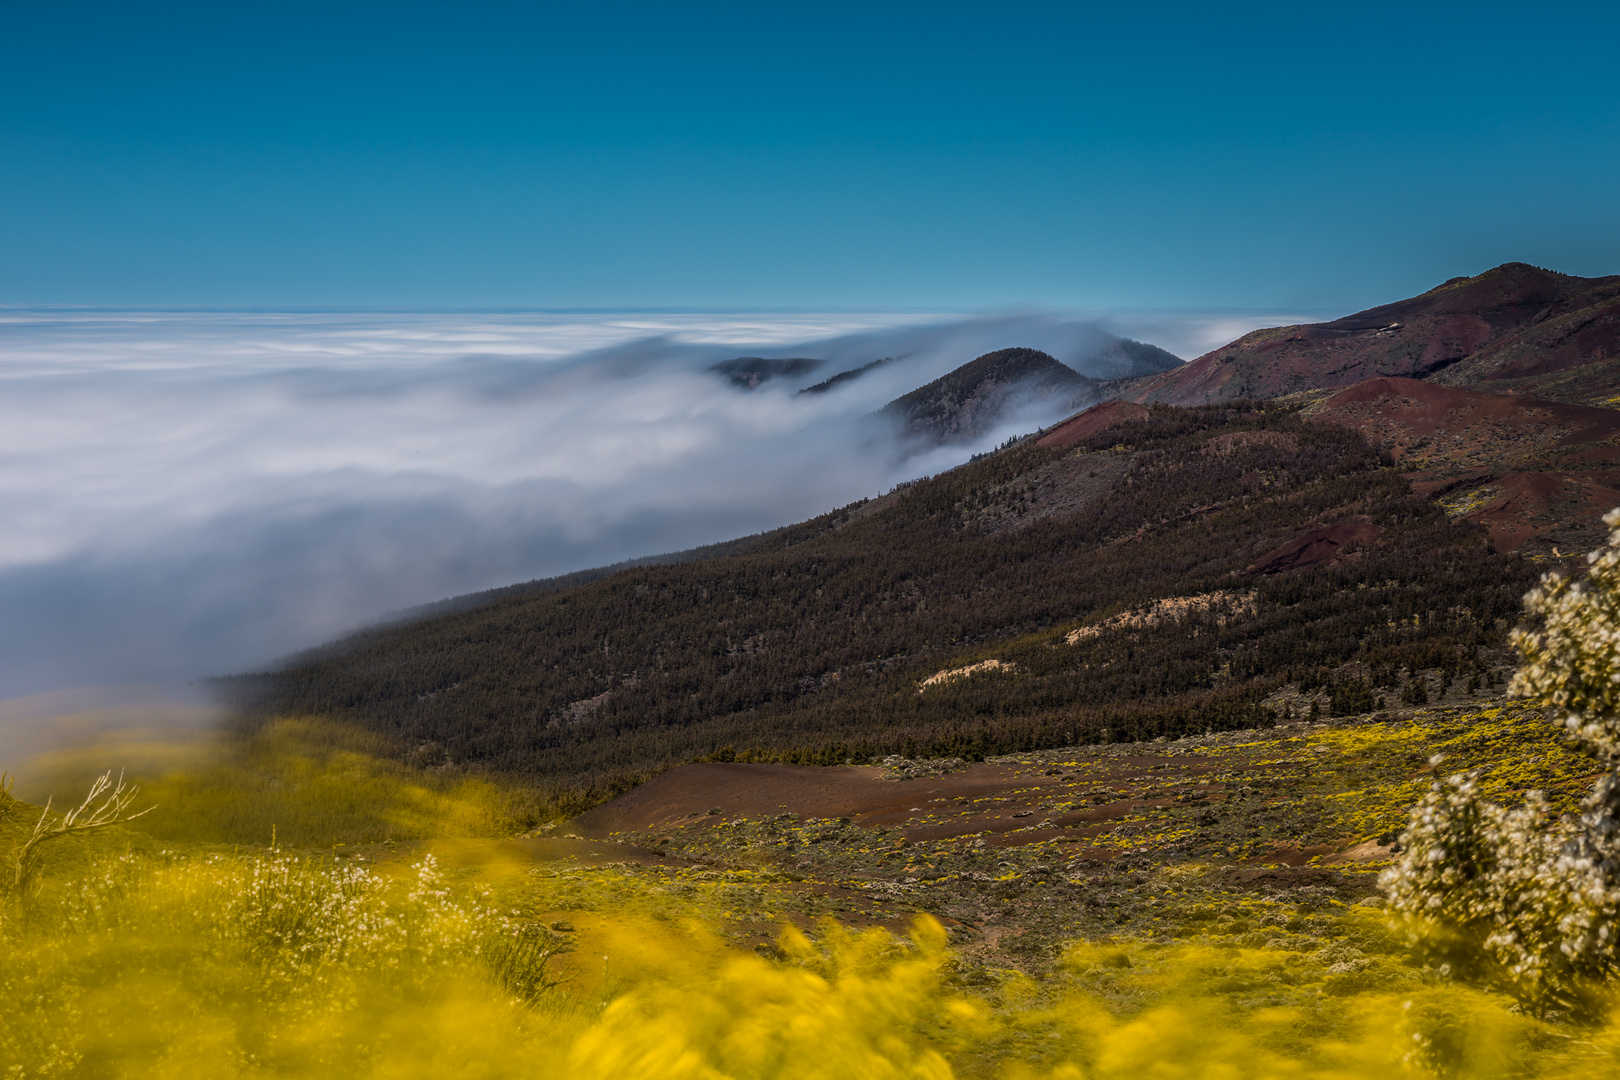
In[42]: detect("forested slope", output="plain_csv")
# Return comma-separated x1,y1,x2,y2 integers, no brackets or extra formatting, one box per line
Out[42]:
233,402,1535,812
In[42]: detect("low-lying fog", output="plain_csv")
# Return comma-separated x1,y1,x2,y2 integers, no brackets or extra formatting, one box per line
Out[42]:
0,308,1306,705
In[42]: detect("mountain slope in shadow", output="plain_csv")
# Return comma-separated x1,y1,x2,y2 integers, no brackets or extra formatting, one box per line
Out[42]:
709,356,824,389
873,335,1181,450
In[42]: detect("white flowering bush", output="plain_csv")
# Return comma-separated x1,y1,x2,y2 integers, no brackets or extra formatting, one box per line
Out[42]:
222,851,386,970
41,848,571,1006
1383,508,1620,1012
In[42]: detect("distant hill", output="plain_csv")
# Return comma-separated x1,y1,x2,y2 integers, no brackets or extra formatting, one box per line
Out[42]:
1120,263,1620,408
232,400,1530,814
880,347,1098,446
797,357,893,395
874,336,1181,449
709,356,824,390
1073,334,1183,381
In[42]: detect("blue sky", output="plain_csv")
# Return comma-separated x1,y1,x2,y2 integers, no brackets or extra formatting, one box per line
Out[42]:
2,1,1618,310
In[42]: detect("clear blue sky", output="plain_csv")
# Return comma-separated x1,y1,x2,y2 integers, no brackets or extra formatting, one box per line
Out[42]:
3,1,1617,311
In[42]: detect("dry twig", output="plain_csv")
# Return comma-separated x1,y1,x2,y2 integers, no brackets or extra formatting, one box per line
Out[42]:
10,771,154,896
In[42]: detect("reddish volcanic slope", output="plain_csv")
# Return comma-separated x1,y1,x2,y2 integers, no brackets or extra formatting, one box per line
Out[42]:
1437,472,1620,555
1245,518,1384,575
1121,264,1620,408
1308,377,1620,553
1311,377,1620,458
1036,399,1149,448
1432,280,1620,403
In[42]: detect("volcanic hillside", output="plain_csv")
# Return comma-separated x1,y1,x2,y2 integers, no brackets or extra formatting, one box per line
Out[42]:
237,400,1532,814
1306,376,1620,555
1121,263,1620,408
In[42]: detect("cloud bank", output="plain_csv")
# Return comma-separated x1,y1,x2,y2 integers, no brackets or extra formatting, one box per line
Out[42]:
0,308,1305,699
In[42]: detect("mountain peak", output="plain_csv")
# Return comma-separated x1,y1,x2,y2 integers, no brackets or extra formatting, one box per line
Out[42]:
1412,261,1591,307
881,348,1093,447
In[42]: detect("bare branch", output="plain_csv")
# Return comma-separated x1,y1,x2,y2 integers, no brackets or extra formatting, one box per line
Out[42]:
10,770,155,895
0,772,14,827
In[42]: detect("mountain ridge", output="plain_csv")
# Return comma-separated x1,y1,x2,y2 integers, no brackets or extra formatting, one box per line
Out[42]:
1118,263,1620,408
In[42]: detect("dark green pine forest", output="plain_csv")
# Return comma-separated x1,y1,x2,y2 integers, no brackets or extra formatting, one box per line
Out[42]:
232,402,1535,814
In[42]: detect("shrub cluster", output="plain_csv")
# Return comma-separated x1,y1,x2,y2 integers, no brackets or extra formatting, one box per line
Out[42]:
1385,507,1620,1013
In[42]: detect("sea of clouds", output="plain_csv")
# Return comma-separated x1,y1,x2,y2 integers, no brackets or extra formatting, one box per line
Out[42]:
0,307,1307,704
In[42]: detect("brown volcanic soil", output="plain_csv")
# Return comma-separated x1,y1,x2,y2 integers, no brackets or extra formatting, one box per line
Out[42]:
552,702,1588,972
1308,376,1620,553
1311,376,1620,457
571,706,1511,866
573,762,908,835
1120,263,1620,408
574,757,1236,858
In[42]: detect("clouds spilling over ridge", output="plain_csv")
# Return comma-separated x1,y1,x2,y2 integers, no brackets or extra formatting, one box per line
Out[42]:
0,308,1307,698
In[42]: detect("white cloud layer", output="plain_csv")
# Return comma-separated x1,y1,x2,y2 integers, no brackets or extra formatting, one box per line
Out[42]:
0,307,1309,698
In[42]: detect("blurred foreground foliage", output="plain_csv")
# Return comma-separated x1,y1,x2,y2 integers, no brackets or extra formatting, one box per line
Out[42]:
3,839,1620,1078
16,717,544,849
3,750,1620,1079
